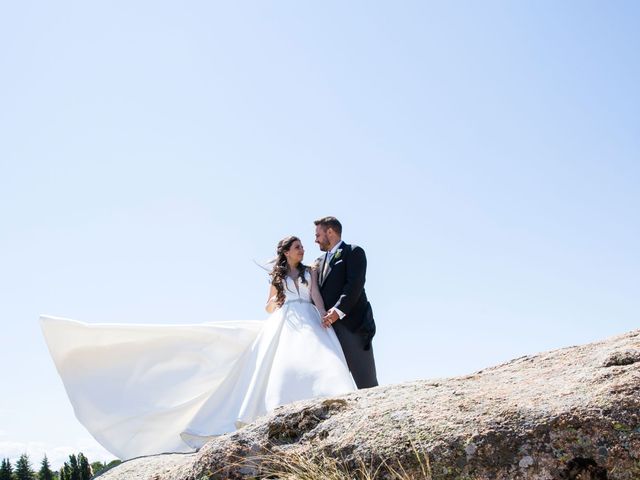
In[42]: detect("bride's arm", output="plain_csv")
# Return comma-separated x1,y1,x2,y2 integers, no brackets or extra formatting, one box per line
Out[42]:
309,268,327,319
265,284,280,313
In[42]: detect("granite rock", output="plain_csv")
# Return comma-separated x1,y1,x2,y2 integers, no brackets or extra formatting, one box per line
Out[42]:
97,329,640,479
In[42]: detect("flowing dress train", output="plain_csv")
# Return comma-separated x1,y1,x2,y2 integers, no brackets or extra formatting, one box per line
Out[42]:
40,271,356,459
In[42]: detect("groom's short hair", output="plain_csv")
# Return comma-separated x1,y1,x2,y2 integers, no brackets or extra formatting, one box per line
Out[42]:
314,216,342,235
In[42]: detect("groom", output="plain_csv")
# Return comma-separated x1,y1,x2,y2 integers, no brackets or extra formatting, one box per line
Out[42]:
314,216,378,389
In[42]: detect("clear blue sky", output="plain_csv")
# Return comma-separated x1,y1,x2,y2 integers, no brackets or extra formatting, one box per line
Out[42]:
1,0,638,470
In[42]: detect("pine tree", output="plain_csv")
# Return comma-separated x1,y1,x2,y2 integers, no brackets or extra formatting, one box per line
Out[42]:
77,454,90,480
0,458,13,480
67,455,79,480
59,466,67,480
62,461,72,480
15,453,35,480
38,455,54,480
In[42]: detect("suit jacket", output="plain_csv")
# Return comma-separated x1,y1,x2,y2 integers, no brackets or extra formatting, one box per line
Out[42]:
317,242,376,349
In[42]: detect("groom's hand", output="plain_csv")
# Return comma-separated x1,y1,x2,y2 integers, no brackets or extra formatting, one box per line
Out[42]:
322,309,340,328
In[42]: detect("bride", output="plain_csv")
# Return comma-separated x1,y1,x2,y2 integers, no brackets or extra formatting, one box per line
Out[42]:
40,236,356,460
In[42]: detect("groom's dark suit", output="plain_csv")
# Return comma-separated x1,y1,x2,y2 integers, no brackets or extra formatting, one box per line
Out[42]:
318,241,378,389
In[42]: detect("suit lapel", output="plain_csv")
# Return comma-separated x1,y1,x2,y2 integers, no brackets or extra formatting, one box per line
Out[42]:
322,242,346,285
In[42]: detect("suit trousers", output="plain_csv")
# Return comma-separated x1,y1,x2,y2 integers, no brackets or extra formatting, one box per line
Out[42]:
332,321,378,389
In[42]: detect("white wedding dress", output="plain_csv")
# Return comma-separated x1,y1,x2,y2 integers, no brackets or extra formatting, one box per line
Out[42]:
40,271,356,460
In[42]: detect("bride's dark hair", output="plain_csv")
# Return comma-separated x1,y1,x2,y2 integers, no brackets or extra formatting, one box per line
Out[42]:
270,236,308,306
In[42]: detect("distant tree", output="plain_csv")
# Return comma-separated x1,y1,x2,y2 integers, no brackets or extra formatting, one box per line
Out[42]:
0,458,13,480
105,459,121,469
90,461,107,476
67,455,79,480
77,454,90,480
38,455,54,480
61,461,72,480
59,466,67,480
15,453,35,480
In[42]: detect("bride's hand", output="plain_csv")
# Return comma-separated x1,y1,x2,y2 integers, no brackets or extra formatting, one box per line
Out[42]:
318,309,327,319
266,295,282,313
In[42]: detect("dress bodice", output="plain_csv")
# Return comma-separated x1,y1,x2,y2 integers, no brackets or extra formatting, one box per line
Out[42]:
283,270,312,304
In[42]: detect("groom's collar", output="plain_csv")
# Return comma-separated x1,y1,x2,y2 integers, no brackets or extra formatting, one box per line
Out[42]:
328,240,344,256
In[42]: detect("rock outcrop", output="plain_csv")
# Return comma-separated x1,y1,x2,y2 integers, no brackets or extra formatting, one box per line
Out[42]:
97,329,640,479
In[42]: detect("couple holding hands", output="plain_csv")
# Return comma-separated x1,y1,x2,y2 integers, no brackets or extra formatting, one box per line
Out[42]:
40,216,378,459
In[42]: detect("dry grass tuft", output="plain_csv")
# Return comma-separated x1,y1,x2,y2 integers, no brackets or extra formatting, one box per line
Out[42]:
216,443,434,480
